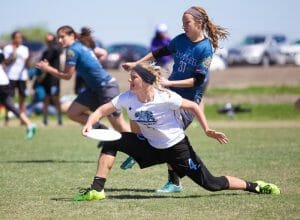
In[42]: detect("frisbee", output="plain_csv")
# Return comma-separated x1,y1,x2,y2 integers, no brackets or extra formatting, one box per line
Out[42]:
86,129,122,141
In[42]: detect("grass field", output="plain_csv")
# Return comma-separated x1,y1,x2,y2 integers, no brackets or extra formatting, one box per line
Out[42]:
0,120,299,219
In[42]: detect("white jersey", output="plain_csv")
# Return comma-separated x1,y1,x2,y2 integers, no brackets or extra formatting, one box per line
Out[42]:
112,89,185,149
0,65,9,85
3,44,29,80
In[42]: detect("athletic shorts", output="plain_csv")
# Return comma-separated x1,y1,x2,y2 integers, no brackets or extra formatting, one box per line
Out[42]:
102,133,202,178
74,80,121,117
179,109,195,130
43,83,60,96
9,80,27,97
0,85,13,99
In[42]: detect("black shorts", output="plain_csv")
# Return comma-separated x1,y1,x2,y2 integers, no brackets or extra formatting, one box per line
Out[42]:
102,133,201,178
102,132,229,191
43,83,60,96
9,80,27,97
0,84,13,99
74,80,121,117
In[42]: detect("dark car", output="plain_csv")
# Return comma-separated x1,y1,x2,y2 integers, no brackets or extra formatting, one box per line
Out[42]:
103,43,148,69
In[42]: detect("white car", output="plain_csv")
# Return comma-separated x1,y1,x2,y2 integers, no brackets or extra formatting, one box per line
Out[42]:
209,54,227,71
227,34,287,67
279,39,300,65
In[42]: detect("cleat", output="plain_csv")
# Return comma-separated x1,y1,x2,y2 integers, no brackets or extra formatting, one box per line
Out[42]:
26,124,36,139
156,182,183,193
73,188,106,201
255,180,280,195
120,156,136,170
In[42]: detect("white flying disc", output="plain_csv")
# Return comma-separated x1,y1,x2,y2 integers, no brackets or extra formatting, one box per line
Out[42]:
86,129,121,141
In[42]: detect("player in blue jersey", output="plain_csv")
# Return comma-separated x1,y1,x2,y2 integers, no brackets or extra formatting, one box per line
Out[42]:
36,25,130,132
122,6,229,193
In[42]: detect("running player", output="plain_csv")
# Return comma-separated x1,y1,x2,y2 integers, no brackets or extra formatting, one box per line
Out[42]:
122,6,229,193
3,31,30,125
36,25,130,132
0,50,36,139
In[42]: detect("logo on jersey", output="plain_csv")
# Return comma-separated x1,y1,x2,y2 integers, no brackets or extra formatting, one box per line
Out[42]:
202,56,212,69
135,110,156,125
188,158,201,170
67,49,75,59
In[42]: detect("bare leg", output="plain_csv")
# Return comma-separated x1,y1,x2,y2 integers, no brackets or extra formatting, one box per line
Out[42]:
43,96,50,125
67,101,90,125
95,153,116,178
52,95,62,125
19,94,26,114
226,176,247,190
19,112,33,129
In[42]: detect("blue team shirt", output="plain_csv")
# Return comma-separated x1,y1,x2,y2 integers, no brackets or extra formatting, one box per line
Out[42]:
167,34,213,103
66,41,112,91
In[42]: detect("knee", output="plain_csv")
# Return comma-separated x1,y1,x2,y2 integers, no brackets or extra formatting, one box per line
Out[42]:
202,176,229,192
66,107,77,121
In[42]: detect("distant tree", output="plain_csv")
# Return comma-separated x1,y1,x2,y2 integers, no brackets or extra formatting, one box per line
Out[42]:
0,25,50,42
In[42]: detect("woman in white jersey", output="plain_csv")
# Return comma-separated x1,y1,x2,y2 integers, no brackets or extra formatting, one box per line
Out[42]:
73,62,280,201
0,51,36,139
3,31,30,124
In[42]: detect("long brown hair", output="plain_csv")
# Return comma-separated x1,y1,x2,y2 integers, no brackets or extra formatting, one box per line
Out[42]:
78,27,96,49
185,6,229,49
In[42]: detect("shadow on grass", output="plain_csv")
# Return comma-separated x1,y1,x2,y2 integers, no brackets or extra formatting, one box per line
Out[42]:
50,186,241,202
0,160,94,163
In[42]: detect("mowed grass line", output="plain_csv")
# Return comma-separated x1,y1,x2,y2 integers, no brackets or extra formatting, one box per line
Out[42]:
0,124,299,219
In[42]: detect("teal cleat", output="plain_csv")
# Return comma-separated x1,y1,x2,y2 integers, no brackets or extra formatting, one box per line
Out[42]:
26,124,37,139
120,156,136,170
156,182,183,193
255,180,280,195
73,188,106,201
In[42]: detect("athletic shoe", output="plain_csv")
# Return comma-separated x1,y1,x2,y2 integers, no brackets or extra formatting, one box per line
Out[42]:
26,124,37,139
156,182,183,193
73,188,106,201
255,180,280,195
120,156,136,170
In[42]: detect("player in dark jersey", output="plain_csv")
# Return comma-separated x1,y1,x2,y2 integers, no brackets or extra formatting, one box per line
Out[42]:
122,6,229,193
37,33,63,126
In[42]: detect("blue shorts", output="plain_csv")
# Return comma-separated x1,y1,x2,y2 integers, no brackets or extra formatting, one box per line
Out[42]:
74,80,121,117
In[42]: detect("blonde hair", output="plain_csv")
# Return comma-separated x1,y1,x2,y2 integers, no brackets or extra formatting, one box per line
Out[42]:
186,6,229,50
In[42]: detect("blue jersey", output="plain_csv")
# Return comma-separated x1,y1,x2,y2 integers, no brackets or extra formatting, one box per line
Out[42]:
66,41,112,91
167,34,212,103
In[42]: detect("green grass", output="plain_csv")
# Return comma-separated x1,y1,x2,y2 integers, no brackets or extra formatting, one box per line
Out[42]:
205,103,300,120
0,121,299,219
207,85,300,96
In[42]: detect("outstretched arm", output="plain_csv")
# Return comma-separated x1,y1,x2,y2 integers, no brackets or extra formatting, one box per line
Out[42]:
180,99,228,144
82,102,117,136
122,52,155,71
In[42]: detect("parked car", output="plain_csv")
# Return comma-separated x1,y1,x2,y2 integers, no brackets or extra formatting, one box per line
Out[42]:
279,39,300,65
210,54,227,72
227,34,287,67
103,43,148,69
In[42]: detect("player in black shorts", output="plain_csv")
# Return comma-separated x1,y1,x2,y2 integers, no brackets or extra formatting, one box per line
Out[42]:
38,33,63,125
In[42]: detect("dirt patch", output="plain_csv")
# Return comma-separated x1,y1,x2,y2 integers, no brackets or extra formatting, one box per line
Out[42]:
44,66,300,105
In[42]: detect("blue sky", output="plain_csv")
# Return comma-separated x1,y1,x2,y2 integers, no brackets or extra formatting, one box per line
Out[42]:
1,0,298,48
